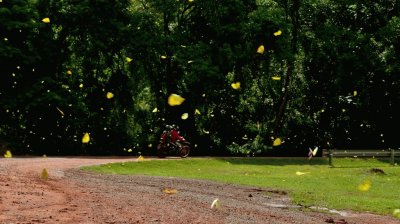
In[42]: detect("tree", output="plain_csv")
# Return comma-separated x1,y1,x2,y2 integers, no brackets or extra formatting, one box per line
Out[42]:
301,0,400,149
1,0,399,156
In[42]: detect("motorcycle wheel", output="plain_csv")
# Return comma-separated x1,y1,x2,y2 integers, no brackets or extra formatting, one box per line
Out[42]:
179,144,190,158
157,143,167,158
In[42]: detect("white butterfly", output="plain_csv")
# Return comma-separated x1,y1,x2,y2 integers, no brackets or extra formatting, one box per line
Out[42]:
308,147,318,160
211,198,221,209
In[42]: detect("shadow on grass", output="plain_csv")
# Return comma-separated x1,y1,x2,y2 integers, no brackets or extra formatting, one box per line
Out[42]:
214,157,400,168
215,157,328,166
327,158,399,168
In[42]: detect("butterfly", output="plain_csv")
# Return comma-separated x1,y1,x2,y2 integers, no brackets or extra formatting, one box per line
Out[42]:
296,171,309,176
82,133,90,143
358,179,371,191
181,113,189,120
168,94,185,106
41,18,50,23
125,57,133,63
272,76,281,81
273,138,282,146
308,146,318,160
56,107,64,116
211,198,221,209
231,82,241,90
393,209,400,218
106,92,114,99
162,188,177,195
273,30,282,36
41,168,49,180
3,150,12,158
257,45,265,54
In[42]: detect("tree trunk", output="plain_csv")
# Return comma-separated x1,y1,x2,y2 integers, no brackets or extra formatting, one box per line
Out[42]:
272,0,300,137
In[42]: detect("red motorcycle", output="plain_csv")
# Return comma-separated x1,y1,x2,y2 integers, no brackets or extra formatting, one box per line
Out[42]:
157,126,190,158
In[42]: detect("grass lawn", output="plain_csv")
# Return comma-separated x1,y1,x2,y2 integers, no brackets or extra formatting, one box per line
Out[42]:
82,157,400,216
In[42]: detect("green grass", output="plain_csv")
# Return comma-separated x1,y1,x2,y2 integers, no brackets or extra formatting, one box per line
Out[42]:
82,157,400,216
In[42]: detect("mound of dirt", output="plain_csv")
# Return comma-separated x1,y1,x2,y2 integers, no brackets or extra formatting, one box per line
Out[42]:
369,168,385,175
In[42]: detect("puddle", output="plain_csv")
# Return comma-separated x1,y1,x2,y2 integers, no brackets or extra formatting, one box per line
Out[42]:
50,169,65,178
263,202,301,209
263,203,350,217
309,206,350,216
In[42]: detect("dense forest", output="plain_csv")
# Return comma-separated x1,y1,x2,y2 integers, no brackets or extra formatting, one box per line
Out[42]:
1,0,399,156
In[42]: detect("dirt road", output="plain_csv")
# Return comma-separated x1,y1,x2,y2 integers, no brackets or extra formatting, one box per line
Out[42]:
0,157,398,224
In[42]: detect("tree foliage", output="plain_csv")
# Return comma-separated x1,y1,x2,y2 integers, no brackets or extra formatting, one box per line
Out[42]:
1,0,399,156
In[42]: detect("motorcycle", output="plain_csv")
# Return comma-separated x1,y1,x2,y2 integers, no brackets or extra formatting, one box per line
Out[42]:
157,134,190,158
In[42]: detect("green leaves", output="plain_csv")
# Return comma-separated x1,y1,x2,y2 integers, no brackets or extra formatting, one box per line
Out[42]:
1,0,399,156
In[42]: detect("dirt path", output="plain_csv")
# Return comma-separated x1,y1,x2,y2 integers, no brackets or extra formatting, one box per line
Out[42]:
0,157,399,224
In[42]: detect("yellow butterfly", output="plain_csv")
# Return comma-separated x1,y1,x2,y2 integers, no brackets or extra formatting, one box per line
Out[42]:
137,155,144,161
231,82,241,90
160,55,167,59
106,92,114,99
393,209,400,218
162,188,178,195
3,150,12,158
127,149,133,152
41,168,49,180
272,76,281,81
168,94,185,106
67,70,72,75
296,171,309,176
181,113,189,120
125,57,133,63
257,45,265,54
195,109,201,115
41,18,50,23
272,138,282,146
353,90,357,97
152,108,158,113
82,133,90,143
358,179,371,191
273,30,282,36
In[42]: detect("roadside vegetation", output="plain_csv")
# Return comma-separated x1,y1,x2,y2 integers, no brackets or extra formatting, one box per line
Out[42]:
83,157,400,216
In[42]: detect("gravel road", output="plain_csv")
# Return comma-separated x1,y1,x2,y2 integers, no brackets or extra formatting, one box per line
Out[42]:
0,157,398,224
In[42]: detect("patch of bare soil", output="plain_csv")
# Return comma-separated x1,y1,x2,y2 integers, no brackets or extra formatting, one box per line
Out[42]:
0,157,399,224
